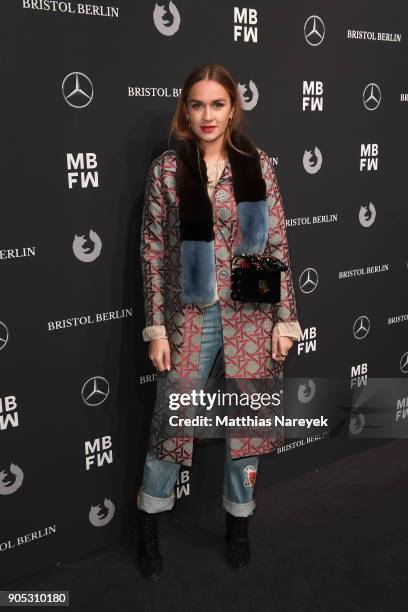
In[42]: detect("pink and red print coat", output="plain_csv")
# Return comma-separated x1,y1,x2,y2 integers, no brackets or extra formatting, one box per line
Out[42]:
140,147,302,466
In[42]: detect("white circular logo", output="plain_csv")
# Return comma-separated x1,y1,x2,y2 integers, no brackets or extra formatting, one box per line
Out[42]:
349,412,365,435
353,316,370,340
0,321,9,350
62,72,94,109
237,80,259,111
304,15,325,47
303,147,323,174
153,1,181,36
89,498,116,526
400,352,408,374
73,229,102,262
359,202,376,227
298,379,316,403
81,376,110,406
299,268,319,294
362,83,381,111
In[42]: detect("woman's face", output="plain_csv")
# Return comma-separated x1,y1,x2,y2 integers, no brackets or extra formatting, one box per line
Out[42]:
185,79,234,149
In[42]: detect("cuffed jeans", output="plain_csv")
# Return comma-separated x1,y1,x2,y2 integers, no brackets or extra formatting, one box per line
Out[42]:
137,301,259,518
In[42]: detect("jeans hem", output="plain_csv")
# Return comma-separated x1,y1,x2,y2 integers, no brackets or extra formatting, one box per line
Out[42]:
137,486,176,513
222,495,256,517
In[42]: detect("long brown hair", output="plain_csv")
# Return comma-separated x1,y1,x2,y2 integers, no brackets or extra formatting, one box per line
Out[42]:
167,63,257,159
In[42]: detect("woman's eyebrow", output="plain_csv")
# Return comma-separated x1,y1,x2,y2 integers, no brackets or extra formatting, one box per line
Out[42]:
189,98,227,103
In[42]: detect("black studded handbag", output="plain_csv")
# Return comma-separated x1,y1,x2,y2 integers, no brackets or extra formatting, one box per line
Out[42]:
230,253,288,303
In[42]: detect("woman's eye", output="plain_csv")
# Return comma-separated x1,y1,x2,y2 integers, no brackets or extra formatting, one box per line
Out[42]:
191,103,224,109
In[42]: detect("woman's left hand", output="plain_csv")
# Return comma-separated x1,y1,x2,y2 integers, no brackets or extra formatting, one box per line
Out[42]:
272,325,294,362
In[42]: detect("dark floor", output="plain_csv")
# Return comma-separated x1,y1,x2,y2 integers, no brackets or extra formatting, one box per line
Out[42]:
8,440,408,612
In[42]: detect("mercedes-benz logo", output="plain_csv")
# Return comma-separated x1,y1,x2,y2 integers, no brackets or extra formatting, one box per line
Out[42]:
299,268,318,294
62,72,94,109
400,352,408,374
304,15,325,47
0,321,9,350
81,376,110,406
362,83,381,111
353,316,370,340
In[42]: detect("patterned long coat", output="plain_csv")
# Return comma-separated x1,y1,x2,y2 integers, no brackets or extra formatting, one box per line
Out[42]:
140,147,301,466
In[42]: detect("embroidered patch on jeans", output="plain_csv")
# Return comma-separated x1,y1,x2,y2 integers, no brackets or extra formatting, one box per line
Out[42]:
243,465,257,488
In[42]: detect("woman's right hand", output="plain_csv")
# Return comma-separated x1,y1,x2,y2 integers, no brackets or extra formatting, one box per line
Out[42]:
148,338,171,372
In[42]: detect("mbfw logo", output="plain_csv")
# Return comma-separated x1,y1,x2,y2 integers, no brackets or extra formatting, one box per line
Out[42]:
89,498,115,526
82,376,110,406
302,81,324,111
0,463,24,495
299,268,318,294
360,144,379,171
350,363,368,389
238,80,259,110
303,147,322,173
359,202,376,227
304,15,325,46
73,230,102,262
298,327,317,356
298,380,316,403
353,316,370,340
176,470,190,499
363,83,381,110
233,7,258,43
0,396,19,431
67,153,99,189
396,396,408,422
62,72,93,109
153,1,180,36
0,321,9,350
84,436,113,470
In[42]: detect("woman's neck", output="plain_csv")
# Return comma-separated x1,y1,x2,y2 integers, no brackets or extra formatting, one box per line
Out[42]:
199,135,228,164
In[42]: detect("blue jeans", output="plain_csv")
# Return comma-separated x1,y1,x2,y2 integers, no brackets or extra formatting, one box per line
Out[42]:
137,301,259,517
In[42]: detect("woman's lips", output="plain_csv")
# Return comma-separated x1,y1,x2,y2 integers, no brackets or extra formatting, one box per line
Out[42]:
201,126,216,132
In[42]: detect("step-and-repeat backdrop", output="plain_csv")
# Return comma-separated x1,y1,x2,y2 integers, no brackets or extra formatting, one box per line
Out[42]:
2,0,407,584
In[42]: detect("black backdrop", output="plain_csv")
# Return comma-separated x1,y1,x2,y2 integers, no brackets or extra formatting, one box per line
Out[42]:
1,0,407,584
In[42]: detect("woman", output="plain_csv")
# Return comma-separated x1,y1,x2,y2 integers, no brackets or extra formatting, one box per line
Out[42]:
135,63,302,580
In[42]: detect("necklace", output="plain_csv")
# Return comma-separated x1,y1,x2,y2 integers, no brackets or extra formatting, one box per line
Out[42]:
206,158,227,185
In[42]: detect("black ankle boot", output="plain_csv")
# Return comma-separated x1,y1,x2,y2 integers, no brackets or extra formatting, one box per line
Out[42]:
225,511,251,570
137,510,162,581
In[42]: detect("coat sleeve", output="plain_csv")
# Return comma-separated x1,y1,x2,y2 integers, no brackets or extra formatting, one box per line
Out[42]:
140,156,169,342
259,149,302,342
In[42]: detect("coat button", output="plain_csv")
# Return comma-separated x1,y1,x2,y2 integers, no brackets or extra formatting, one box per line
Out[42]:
219,270,228,279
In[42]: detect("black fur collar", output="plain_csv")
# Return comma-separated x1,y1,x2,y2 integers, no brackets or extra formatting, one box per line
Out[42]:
175,131,266,242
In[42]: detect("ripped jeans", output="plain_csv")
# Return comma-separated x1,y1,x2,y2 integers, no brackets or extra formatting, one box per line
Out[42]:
136,301,259,518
